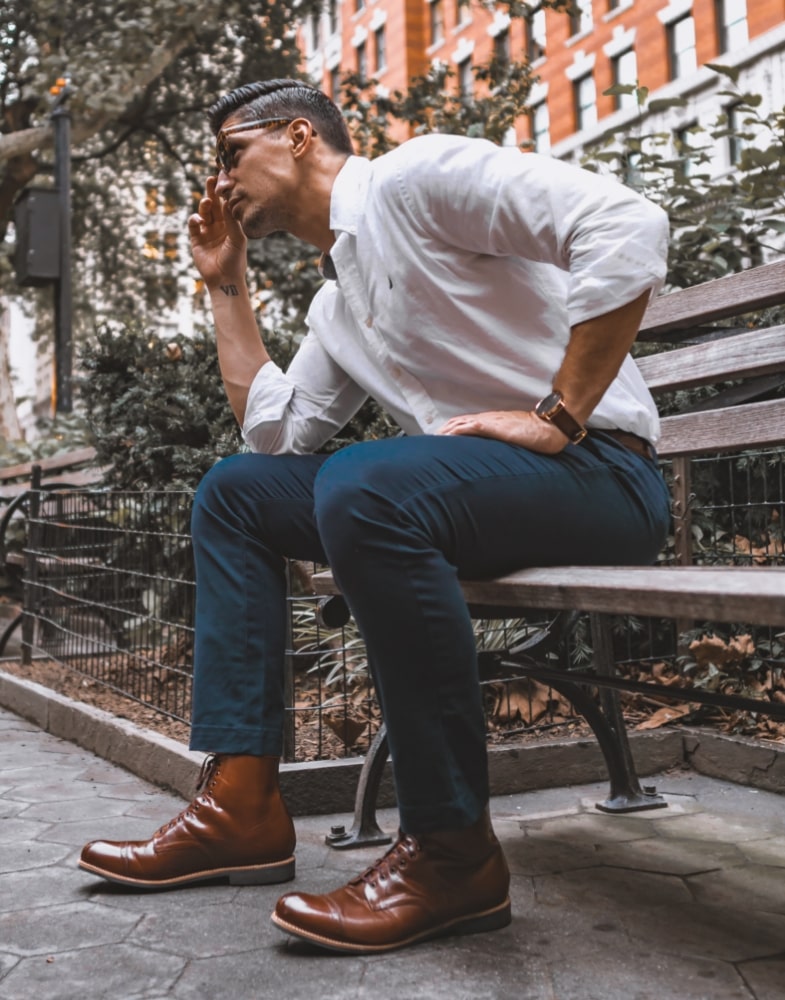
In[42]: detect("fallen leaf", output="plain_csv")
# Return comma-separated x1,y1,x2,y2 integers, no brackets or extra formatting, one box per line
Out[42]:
635,703,694,730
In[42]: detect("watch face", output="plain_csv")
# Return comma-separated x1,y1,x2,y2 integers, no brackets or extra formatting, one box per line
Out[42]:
536,390,564,418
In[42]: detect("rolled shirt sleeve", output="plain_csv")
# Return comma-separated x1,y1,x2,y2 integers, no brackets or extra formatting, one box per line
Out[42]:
392,138,669,326
242,327,368,455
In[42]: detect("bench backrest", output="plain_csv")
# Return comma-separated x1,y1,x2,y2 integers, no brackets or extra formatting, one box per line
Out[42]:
638,260,785,457
636,260,785,563
0,447,104,500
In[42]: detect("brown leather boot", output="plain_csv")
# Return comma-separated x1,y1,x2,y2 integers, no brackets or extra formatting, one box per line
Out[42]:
271,808,510,953
79,754,295,889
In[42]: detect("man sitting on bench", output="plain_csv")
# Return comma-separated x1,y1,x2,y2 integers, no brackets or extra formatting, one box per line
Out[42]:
79,78,671,955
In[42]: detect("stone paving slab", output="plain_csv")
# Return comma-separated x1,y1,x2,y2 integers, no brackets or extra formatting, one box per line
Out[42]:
1,706,785,1000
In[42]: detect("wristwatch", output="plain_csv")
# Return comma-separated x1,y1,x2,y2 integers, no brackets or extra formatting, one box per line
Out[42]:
535,389,587,444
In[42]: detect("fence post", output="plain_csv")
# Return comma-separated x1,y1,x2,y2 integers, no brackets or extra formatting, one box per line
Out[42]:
671,456,693,649
282,561,296,761
21,466,43,665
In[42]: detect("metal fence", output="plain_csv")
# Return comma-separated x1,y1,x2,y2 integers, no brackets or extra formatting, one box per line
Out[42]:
9,448,785,760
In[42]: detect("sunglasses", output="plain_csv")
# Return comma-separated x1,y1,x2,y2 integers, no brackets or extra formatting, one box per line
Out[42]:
214,117,293,174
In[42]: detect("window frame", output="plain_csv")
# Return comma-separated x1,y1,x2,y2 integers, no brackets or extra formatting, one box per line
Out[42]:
668,12,697,81
573,73,597,131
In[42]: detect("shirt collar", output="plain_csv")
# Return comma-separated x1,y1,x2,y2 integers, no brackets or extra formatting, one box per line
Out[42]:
318,155,371,281
329,155,372,238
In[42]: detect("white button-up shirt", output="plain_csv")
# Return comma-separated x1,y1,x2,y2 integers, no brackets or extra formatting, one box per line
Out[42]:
243,134,669,454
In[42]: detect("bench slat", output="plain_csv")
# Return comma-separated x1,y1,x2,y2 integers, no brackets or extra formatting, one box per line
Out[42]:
637,326,785,393
312,566,785,627
0,468,107,500
656,398,785,457
0,447,98,484
640,260,785,338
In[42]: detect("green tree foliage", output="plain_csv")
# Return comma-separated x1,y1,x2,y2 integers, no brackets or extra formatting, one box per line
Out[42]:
79,324,243,489
0,0,320,323
587,68,785,288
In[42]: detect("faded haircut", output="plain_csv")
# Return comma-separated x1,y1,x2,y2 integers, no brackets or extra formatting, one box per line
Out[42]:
207,78,353,155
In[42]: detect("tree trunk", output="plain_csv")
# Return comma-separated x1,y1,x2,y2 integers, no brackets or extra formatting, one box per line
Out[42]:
0,301,23,445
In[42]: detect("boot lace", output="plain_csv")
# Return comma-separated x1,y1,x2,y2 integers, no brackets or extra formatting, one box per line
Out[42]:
354,833,421,889
153,753,221,836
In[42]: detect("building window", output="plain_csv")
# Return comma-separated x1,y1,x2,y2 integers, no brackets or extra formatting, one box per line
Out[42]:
163,232,179,262
612,48,638,110
143,230,179,262
374,25,387,73
525,4,546,62
668,13,697,80
574,73,597,131
304,13,318,53
456,0,471,26
726,102,750,165
568,0,593,37
494,29,510,68
532,101,550,154
328,0,339,36
330,65,342,100
356,40,367,80
458,57,473,98
674,123,700,177
430,0,445,46
716,0,748,53
623,151,643,187
143,230,161,260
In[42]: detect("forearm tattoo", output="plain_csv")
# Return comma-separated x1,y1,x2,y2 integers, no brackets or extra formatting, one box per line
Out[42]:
219,284,239,297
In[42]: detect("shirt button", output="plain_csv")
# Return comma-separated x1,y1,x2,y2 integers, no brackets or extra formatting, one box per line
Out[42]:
365,314,373,327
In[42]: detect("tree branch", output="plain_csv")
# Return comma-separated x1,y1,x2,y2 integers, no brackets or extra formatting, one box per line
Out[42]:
0,32,197,165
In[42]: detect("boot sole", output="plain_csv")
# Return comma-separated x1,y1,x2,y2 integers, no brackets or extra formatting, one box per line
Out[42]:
78,855,295,890
270,896,511,954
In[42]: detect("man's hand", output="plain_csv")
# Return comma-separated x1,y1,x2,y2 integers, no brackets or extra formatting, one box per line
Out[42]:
187,175,248,290
437,410,570,454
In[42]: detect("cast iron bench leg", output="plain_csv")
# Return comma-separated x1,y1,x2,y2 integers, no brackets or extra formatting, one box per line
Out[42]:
589,612,667,813
323,606,667,849
500,612,667,813
0,611,22,657
324,722,393,849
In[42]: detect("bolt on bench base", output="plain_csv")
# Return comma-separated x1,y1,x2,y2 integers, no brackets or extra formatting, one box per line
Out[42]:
324,725,394,850
596,789,667,813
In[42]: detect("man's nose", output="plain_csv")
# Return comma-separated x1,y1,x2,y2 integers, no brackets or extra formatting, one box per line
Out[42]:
214,170,233,197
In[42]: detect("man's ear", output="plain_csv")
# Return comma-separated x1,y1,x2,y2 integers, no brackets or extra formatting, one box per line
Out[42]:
289,118,316,160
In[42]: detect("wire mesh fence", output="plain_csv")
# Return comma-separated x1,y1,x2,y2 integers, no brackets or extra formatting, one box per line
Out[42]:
20,489,195,723
9,448,785,761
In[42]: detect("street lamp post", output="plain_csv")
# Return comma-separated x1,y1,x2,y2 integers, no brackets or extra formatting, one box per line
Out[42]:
50,76,73,413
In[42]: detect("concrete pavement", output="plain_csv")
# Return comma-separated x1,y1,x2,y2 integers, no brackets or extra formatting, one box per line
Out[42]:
1,704,784,1000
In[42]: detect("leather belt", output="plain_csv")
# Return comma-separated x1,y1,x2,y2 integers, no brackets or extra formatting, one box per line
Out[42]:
600,429,656,462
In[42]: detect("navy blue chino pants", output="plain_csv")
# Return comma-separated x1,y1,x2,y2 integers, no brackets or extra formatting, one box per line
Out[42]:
189,431,671,833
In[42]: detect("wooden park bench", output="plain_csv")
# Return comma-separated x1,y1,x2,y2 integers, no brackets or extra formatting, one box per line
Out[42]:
0,447,106,657
312,260,785,849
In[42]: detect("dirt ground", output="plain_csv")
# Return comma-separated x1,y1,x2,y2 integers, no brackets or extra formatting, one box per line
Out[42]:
0,655,193,743
0,653,597,759
2,618,782,760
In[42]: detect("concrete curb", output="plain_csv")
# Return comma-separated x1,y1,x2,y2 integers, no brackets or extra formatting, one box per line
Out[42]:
2,667,783,815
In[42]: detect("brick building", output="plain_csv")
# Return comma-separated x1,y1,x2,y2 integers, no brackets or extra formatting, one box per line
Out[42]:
302,0,785,156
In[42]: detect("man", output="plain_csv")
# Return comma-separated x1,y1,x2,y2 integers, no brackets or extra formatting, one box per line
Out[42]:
79,79,671,954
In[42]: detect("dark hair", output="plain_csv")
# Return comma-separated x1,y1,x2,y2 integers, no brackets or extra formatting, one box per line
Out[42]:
207,79,353,155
